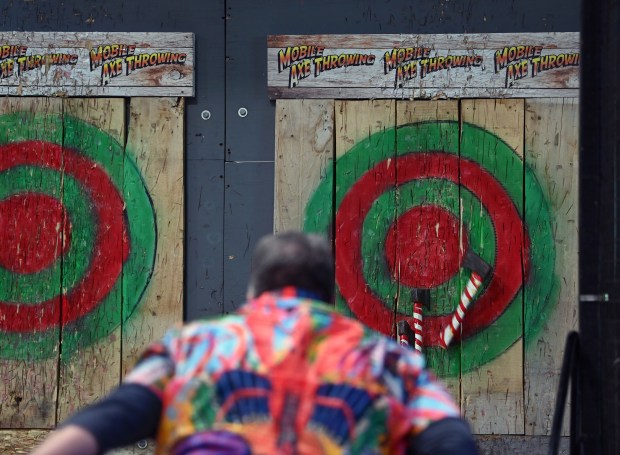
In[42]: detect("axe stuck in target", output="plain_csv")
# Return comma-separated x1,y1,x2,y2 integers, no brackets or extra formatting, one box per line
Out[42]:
439,250,492,349
397,289,430,352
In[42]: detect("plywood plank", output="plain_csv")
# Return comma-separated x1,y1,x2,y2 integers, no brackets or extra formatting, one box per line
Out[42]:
0,430,155,454
395,100,461,400
333,100,397,326
56,98,126,421
267,33,580,99
0,32,194,97
268,33,580,50
524,98,579,435
121,97,184,373
268,87,580,100
274,99,334,233
460,99,525,434
0,97,63,428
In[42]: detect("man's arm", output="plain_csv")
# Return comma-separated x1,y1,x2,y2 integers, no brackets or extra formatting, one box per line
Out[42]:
407,417,478,455
30,425,98,455
30,383,162,455
397,348,478,455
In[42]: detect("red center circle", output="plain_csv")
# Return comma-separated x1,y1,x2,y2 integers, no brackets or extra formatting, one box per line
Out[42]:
384,205,467,288
0,193,71,274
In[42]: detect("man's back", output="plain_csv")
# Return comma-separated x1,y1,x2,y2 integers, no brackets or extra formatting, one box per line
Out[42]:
126,287,461,454
31,232,477,455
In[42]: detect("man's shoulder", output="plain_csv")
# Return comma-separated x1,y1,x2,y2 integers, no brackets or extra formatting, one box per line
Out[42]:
168,314,250,339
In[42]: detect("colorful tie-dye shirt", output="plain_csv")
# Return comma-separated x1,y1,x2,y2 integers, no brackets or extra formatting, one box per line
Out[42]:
125,287,460,454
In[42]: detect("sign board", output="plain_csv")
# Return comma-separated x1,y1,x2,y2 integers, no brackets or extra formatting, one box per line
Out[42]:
0,32,194,96
267,33,579,99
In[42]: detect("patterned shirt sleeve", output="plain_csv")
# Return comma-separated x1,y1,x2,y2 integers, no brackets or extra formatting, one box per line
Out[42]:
123,326,179,398
399,349,461,435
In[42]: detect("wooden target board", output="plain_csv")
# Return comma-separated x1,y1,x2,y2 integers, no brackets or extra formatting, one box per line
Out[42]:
0,32,190,452
0,97,184,430
273,33,578,436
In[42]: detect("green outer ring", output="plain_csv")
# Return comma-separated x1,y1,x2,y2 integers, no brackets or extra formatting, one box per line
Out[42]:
304,121,557,374
0,167,94,303
0,113,156,361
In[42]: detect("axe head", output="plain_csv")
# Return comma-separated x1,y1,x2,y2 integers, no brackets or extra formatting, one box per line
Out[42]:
411,288,431,308
463,250,492,280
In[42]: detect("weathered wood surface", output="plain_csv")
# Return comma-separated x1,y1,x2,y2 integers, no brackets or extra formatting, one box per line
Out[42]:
267,33,579,99
524,98,579,435
0,430,569,454
0,430,155,454
334,100,396,321
395,100,461,400
56,98,126,421
122,97,184,372
0,96,184,451
0,97,63,428
274,99,334,233
460,99,525,434
274,98,578,435
0,32,194,96
269,33,580,49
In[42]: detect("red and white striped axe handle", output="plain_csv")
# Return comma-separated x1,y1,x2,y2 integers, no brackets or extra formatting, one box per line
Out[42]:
412,302,424,352
440,251,492,349
398,289,430,352
411,289,430,352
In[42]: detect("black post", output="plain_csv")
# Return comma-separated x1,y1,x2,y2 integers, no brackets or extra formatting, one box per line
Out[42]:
579,0,620,453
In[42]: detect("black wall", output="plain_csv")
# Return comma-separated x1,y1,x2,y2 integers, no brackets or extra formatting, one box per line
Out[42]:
580,0,620,452
1,0,579,322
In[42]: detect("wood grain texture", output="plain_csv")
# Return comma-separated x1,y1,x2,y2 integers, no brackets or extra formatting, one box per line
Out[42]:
0,32,194,97
395,100,461,399
56,98,126,421
460,99,525,434
0,430,155,454
523,98,579,435
274,99,334,233
268,33,580,49
268,87,580,100
0,431,567,455
334,100,396,321
121,97,184,373
267,33,579,99
0,97,63,428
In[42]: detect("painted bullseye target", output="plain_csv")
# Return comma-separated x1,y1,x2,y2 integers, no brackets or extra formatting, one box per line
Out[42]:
304,121,556,373
0,113,156,361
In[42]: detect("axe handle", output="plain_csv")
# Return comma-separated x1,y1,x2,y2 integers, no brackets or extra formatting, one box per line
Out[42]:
412,302,424,352
440,271,483,349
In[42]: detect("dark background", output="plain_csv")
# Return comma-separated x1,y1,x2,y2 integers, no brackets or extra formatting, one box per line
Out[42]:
0,0,581,319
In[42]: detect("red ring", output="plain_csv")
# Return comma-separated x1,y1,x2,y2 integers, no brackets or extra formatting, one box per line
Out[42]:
336,152,530,343
0,141,129,332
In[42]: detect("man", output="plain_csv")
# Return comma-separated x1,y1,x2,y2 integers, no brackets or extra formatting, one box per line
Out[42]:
32,231,478,455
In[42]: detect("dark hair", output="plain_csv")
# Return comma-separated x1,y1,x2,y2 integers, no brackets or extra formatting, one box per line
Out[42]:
247,231,335,303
